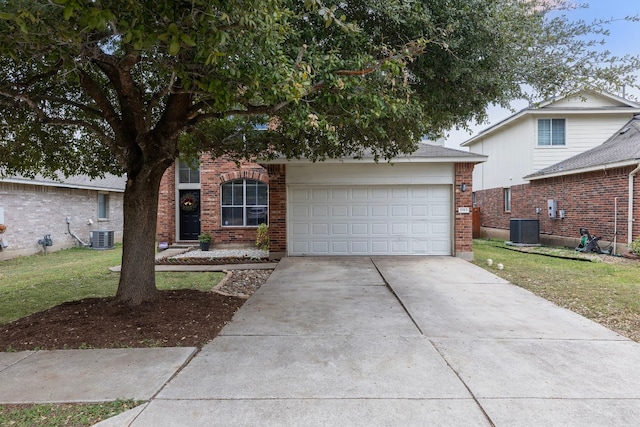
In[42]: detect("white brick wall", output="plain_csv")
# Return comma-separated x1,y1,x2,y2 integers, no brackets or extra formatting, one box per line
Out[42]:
0,182,123,260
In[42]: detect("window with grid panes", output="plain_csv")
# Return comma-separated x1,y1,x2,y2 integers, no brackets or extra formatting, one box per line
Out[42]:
538,119,565,146
221,179,268,226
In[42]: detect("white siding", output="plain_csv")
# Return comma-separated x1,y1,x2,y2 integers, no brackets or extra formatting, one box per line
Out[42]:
465,91,640,194
551,92,630,108
470,117,535,190
286,163,454,186
532,114,633,172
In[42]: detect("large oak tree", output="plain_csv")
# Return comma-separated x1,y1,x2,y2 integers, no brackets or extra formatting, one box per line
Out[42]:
1,0,638,305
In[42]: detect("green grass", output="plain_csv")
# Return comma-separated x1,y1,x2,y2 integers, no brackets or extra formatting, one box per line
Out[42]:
0,399,141,427
472,239,640,341
0,245,224,324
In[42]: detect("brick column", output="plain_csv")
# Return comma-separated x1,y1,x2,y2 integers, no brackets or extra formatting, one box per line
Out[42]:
265,164,287,258
157,165,176,245
455,163,475,260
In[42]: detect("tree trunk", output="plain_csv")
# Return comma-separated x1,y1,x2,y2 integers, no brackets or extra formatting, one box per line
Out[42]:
115,170,164,305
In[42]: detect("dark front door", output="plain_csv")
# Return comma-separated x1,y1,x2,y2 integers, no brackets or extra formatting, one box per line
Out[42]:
179,190,201,241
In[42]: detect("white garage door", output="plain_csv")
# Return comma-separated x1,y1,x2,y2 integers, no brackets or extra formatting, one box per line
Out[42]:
289,185,451,256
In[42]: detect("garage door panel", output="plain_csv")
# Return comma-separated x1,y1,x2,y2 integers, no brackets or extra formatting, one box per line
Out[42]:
312,241,329,254
371,241,389,254
351,223,369,235
332,224,348,234
351,241,369,253
331,188,348,199
291,205,309,217
432,205,449,216
412,205,428,216
291,189,310,200
391,205,408,216
292,223,310,235
392,188,409,198
331,241,349,253
391,223,408,234
412,223,427,234
312,223,329,236
289,185,451,256
332,205,348,216
312,188,330,200
411,187,429,198
391,241,409,253
291,241,310,253
312,205,329,217
351,205,368,216
371,205,388,216
351,188,368,200
371,188,388,199
371,223,387,235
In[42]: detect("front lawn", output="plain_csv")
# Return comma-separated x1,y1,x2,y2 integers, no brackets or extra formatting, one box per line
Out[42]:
472,239,640,342
0,246,224,324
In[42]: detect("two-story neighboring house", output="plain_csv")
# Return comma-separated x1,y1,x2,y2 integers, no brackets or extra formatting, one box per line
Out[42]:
461,89,640,250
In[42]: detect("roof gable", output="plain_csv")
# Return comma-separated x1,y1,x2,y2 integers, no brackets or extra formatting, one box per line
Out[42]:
461,89,640,147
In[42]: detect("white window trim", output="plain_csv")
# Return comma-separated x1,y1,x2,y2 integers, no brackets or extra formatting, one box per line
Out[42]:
97,192,109,221
221,179,268,228
504,188,511,213
536,118,567,147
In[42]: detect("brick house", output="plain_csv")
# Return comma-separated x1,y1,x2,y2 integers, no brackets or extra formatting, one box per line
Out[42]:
461,90,640,250
0,174,125,260
158,144,486,259
519,117,640,253
157,154,269,248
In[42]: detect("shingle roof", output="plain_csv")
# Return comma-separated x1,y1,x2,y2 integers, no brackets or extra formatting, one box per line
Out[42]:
525,117,640,180
1,172,126,192
263,142,487,164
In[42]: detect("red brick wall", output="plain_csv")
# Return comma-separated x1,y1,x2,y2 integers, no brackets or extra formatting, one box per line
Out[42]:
157,164,176,244
474,187,511,230
156,155,268,246
455,163,475,256
264,164,287,254
474,165,640,248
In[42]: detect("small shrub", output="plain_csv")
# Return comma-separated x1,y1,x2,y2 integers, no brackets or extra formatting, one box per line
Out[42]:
198,232,212,243
256,223,269,251
630,236,640,255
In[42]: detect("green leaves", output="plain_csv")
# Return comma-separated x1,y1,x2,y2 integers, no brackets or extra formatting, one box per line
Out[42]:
1,0,639,178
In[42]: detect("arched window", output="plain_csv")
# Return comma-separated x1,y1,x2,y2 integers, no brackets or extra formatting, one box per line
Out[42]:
221,179,268,227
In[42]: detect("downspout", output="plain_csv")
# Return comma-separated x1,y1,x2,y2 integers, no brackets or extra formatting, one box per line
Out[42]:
628,162,640,247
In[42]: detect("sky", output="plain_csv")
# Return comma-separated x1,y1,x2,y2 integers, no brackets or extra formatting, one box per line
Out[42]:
444,0,640,148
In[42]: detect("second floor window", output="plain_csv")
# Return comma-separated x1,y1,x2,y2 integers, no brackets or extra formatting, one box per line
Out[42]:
538,118,565,146
178,160,200,184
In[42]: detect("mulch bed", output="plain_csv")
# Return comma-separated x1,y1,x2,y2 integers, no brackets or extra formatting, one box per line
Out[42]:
0,290,245,351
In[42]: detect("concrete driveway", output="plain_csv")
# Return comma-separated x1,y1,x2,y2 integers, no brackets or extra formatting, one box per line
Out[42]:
113,256,640,426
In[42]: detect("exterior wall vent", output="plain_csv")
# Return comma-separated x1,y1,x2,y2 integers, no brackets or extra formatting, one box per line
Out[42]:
91,230,115,250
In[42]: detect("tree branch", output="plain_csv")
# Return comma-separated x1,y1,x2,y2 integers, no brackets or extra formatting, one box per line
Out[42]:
34,95,103,117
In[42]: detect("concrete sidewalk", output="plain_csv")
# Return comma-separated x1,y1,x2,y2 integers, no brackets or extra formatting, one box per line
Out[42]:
2,256,640,426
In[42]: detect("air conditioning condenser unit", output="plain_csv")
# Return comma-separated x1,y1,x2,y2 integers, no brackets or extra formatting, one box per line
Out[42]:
91,230,115,250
